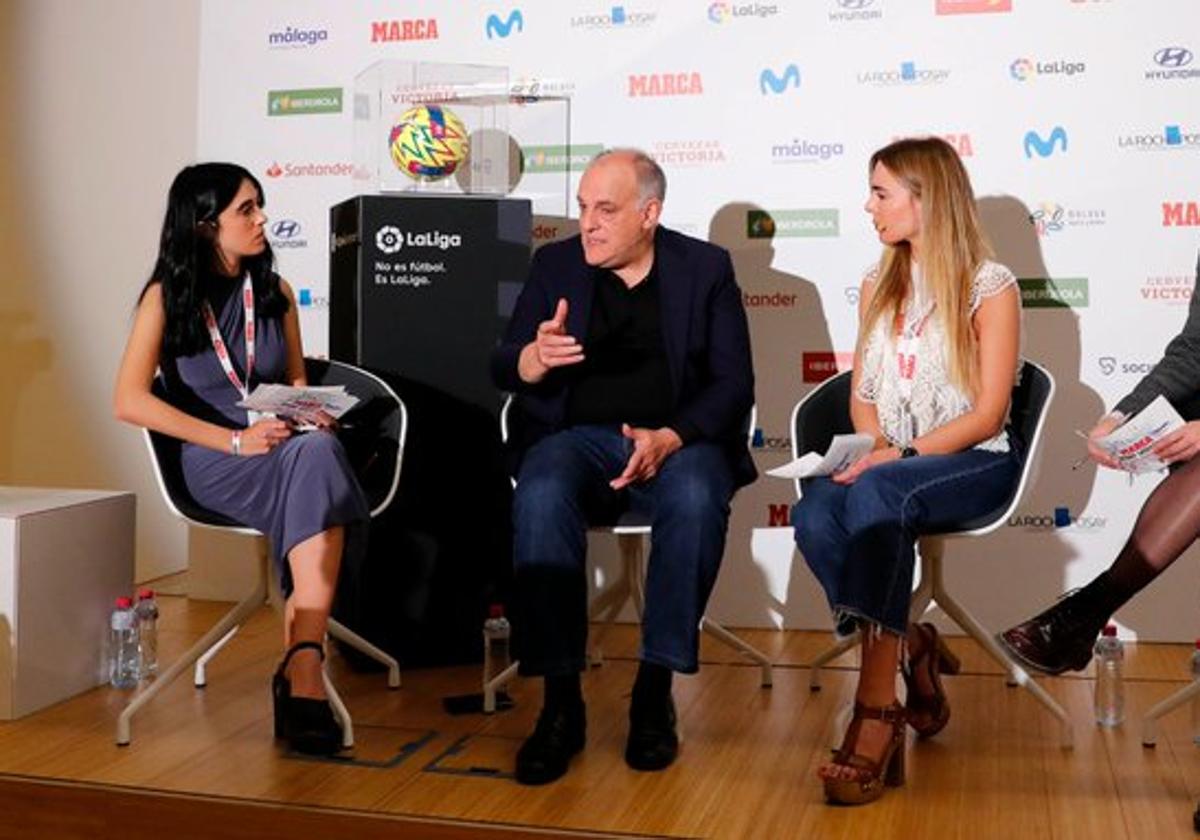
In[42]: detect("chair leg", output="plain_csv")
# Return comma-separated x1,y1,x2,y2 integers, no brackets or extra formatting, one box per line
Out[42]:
327,619,401,689
1141,678,1200,747
808,631,861,691
323,669,354,749
484,661,521,714
925,548,1074,748
700,616,773,687
116,575,267,746
585,535,641,666
193,626,239,688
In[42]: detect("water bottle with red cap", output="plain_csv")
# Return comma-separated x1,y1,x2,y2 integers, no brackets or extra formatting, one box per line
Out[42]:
135,588,159,678
109,597,140,689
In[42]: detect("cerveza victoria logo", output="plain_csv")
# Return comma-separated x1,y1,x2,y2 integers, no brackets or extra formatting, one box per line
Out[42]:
1023,126,1067,158
829,0,883,22
857,61,950,86
1141,272,1195,305
267,88,342,117
486,10,523,38
760,65,800,94
707,2,781,22
771,138,845,165
370,19,439,42
267,26,328,49
1027,201,1106,237
1008,506,1105,532
650,140,726,166
1009,58,1086,81
1146,47,1200,81
628,72,703,97
571,6,656,28
1018,277,1088,308
268,219,307,249
747,209,839,239
1119,124,1200,152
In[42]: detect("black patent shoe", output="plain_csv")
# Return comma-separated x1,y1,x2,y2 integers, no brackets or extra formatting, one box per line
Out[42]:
997,590,1106,676
515,702,586,785
625,693,678,771
272,640,343,756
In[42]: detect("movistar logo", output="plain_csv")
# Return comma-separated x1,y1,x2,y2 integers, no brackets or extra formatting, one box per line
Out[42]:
1023,126,1068,158
486,10,523,38
760,64,800,94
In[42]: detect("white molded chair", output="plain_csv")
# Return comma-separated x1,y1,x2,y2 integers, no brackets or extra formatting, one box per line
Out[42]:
483,398,774,712
117,358,405,747
790,361,1072,747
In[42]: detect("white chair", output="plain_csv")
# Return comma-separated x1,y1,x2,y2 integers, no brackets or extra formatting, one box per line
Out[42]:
790,362,1073,747
484,398,774,712
117,358,405,747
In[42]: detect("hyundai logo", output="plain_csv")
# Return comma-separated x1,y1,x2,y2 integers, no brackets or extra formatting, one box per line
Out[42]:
837,0,874,7
270,219,302,239
1155,47,1193,68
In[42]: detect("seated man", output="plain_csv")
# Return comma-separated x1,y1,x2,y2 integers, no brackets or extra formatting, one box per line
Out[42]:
491,148,756,785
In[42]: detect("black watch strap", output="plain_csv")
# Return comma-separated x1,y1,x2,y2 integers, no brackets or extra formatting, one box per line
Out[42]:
899,445,920,459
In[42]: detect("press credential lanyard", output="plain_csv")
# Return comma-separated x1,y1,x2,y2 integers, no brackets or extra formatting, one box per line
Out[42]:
201,274,262,424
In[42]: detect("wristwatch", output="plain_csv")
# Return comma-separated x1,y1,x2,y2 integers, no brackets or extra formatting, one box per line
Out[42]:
899,445,919,459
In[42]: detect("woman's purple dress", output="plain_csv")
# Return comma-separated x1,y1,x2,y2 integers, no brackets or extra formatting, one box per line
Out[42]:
162,275,368,592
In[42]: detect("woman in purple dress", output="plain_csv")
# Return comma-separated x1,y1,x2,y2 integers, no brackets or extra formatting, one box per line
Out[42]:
114,163,367,755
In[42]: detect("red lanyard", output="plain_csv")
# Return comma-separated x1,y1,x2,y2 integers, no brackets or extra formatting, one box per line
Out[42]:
201,273,256,400
895,309,932,383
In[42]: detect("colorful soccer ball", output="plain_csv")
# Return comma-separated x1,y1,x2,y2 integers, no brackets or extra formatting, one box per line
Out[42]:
388,105,470,181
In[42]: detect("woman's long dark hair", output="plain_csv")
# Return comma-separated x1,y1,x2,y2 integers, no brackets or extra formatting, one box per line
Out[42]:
141,163,289,357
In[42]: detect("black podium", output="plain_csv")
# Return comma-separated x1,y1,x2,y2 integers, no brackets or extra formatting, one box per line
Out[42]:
329,194,531,413
329,194,530,667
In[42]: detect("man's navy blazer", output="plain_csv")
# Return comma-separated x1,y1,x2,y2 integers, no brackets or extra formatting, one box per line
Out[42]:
491,226,757,488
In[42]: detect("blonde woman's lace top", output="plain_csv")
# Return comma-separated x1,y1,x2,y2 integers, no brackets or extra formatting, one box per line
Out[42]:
855,260,1021,453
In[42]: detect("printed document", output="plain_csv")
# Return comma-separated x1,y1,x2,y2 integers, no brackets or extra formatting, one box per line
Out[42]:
766,433,875,480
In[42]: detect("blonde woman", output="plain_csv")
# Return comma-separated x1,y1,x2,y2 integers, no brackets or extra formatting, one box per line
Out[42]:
791,137,1022,805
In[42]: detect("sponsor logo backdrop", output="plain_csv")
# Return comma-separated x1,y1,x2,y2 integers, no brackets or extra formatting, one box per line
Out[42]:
199,0,1200,640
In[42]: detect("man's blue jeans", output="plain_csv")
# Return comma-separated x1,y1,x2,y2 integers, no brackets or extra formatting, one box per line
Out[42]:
512,425,734,676
792,444,1022,637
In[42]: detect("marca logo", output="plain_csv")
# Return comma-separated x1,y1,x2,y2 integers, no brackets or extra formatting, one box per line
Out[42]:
708,2,781,23
802,351,855,383
1027,201,1106,237
751,429,792,451
858,61,950,86
522,143,603,173
830,0,883,22
571,6,656,28
760,64,801,94
936,0,1011,14
265,161,354,179
1009,58,1086,81
772,138,845,164
267,87,342,116
268,219,307,249
1119,125,1200,151
486,10,523,38
370,19,439,42
1097,356,1153,377
1018,277,1089,308
1146,47,1200,81
767,503,792,527
1023,126,1068,158
1163,202,1200,226
1008,506,1105,532
747,209,839,239
628,72,704,97
743,289,799,308
1141,274,1195,304
651,140,726,166
894,132,973,157
267,26,328,49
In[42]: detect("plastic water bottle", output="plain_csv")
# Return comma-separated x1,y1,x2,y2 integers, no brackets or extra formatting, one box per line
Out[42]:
1094,624,1124,727
482,604,511,686
109,597,140,689
1190,640,1200,745
135,588,159,678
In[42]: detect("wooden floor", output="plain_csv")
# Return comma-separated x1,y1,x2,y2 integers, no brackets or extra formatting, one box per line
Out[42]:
2,595,1200,839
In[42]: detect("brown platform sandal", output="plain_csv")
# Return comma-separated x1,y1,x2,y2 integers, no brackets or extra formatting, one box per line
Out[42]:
822,702,907,806
903,622,962,738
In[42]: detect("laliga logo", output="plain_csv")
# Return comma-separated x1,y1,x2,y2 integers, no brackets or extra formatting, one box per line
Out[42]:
1010,58,1034,81
708,2,731,22
376,226,403,255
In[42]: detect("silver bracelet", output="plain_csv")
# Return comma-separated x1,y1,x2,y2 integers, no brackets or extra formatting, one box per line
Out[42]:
231,430,242,456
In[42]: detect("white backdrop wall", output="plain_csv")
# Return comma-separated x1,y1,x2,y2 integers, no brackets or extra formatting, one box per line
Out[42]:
198,0,1200,640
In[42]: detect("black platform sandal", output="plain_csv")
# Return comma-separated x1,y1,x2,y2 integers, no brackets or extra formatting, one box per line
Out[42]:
272,640,343,756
